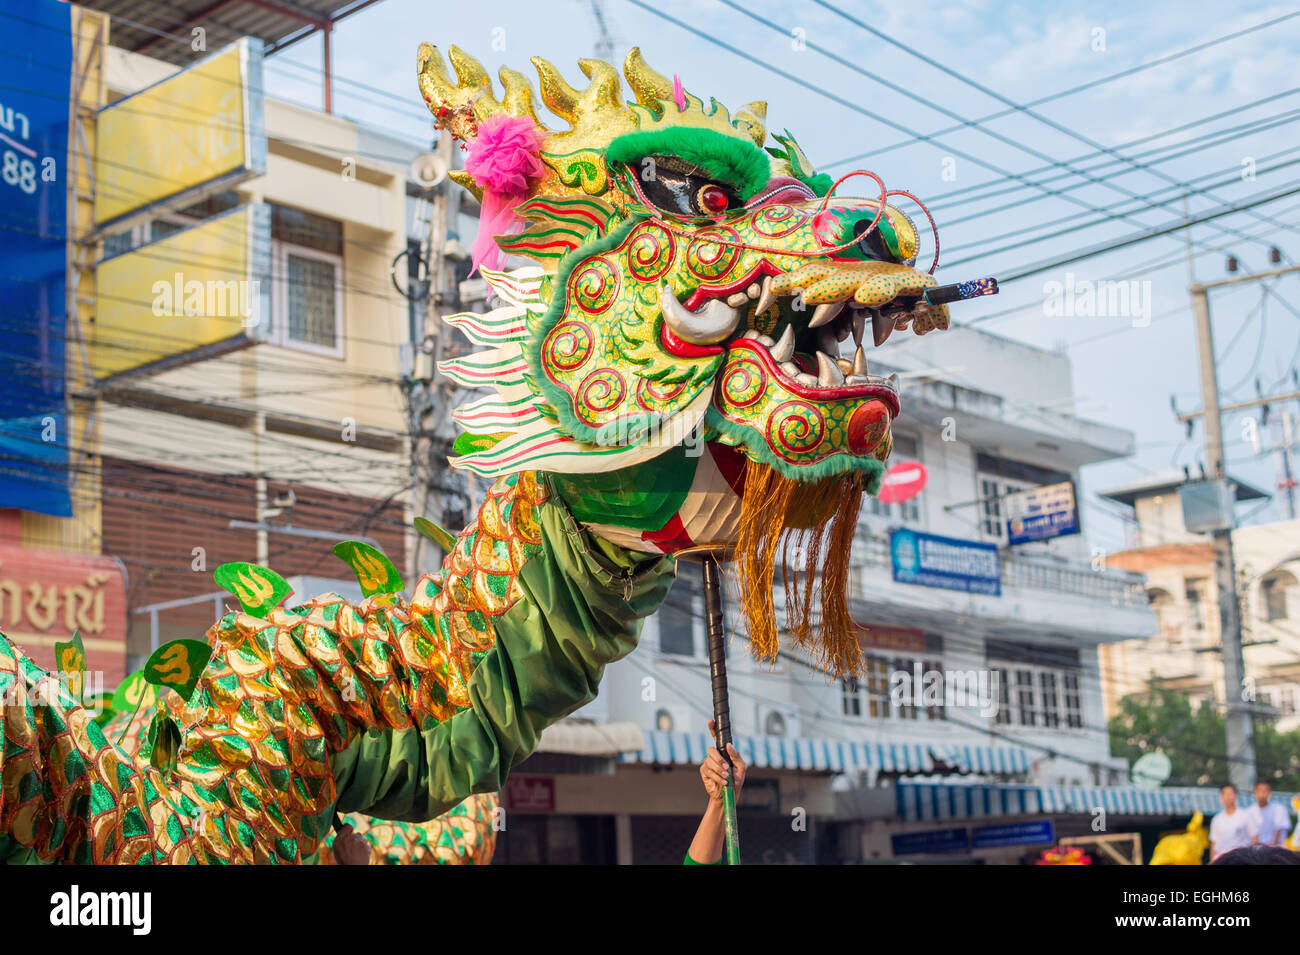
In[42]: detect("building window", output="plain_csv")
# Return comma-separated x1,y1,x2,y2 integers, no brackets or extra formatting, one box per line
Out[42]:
855,653,945,721
658,577,697,657
990,660,1082,731
1063,672,1082,728
271,205,345,358
1186,578,1208,631
1262,572,1294,622
1149,588,1179,645
865,656,892,719
924,657,946,721
1014,669,1036,726
841,677,862,717
1039,671,1060,728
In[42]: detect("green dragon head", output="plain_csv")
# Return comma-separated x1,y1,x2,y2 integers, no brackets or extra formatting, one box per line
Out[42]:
419,44,949,663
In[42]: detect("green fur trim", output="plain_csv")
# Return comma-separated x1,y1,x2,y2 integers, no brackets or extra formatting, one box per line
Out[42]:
606,128,772,201
704,408,886,493
803,172,834,197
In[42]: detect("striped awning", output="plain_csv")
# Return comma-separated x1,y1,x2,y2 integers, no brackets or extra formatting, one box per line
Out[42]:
896,782,1226,822
621,731,934,773
928,743,1032,775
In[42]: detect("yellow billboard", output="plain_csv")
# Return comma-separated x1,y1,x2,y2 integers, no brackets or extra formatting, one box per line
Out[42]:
95,38,265,227
93,203,271,379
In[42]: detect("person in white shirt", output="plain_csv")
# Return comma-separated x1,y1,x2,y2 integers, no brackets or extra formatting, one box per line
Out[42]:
1244,781,1292,847
1209,784,1258,861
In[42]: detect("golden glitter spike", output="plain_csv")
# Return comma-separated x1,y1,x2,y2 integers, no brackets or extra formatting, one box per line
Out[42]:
447,44,492,93
734,101,768,146
623,47,674,109
417,43,548,143
576,58,624,113
531,56,582,123
498,66,540,124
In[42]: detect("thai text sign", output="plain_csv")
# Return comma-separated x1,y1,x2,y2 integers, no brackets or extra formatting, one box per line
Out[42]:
95,38,265,226
1004,481,1079,546
0,543,128,687
890,528,1001,596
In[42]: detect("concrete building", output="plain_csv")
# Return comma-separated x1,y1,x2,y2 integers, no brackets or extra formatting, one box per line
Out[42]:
1097,471,1300,731
61,25,491,673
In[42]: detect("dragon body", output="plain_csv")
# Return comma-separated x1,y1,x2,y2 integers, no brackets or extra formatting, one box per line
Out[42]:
0,44,949,864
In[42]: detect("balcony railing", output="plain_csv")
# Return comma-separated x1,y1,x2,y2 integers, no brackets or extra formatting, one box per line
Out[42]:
850,534,1150,607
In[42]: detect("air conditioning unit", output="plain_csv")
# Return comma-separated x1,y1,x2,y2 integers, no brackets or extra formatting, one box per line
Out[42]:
652,704,693,735
757,704,800,738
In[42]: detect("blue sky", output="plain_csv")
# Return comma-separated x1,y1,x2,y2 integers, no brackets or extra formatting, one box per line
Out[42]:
266,0,1300,553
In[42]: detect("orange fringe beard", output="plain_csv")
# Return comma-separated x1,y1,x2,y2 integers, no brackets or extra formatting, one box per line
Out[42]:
732,458,865,677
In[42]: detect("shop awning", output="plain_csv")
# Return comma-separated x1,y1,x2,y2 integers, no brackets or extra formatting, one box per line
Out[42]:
895,781,1226,822
621,731,934,773
535,721,644,757
928,743,1033,775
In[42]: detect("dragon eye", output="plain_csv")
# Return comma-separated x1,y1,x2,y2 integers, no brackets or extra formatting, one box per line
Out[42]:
697,184,730,215
625,157,740,217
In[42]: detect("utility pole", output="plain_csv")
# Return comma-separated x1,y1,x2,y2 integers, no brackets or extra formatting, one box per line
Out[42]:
407,133,456,582
1188,281,1254,792
1185,260,1300,791
1275,409,1297,520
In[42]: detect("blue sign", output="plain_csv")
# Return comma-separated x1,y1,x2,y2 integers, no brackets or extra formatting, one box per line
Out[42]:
1005,481,1080,546
971,819,1055,849
890,529,1001,596
891,827,970,856
0,0,72,516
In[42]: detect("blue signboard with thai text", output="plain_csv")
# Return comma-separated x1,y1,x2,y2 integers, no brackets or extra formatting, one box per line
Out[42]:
0,0,72,516
890,528,1001,596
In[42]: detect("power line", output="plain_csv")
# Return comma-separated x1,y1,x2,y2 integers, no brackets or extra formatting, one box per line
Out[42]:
820,8,1300,168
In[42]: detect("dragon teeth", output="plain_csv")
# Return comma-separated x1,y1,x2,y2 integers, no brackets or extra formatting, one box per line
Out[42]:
852,345,869,377
747,283,761,299
845,374,870,385
816,351,846,387
872,308,894,347
779,360,802,378
795,372,819,388
726,292,750,308
852,308,866,347
836,357,853,374
754,276,777,317
808,300,847,329
769,324,795,362
741,329,763,339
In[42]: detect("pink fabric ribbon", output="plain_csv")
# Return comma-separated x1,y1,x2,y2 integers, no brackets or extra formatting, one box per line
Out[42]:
464,114,547,274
